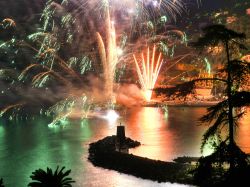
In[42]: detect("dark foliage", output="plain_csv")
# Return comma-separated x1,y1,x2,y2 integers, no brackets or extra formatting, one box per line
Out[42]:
173,156,199,164
190,24,246,49
154,80,196,98
193,142,249,186
156,24,250,186
200,91,250,124
154,77,227,99
191,24,250,186
0,178,4,187
28,166,75,187
230,91,250,107
229,60,250,86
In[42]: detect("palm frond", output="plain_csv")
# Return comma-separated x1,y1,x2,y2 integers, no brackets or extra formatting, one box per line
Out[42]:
28,166,75,187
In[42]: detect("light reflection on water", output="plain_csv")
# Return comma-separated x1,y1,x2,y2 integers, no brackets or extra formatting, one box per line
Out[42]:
0,107,249,187
237,109,250,153
124,107,208,161
125,107,175,160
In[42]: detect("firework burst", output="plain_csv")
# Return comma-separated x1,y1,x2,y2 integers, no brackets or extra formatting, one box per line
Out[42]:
0,0,200,125
133,45,163,101
79,0,185,22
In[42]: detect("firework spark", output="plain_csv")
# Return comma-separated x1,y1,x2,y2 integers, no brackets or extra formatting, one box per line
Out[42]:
79,0,185,22
0,0,198,124
96,8,118,102
0,102,25,118
133,45,163,101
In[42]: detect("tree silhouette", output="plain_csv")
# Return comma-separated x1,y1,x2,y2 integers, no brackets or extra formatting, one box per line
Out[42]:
28,166,75,187
155,24,250,185
191,24,249,169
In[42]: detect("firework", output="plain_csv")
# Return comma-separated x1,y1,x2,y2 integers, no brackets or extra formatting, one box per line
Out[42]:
133,45,163,101
0,0,199,125
80,0,185,22
0,18,16,28
96,8,118,101
0,103,25,118
204,58,211,76
47,95,91,127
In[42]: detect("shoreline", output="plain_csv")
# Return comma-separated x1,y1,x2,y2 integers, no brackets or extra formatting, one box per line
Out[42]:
142,100,220,107
88,136,195,185
88,136,250,187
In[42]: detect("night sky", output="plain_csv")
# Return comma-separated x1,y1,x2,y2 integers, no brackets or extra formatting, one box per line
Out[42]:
0,0,249,25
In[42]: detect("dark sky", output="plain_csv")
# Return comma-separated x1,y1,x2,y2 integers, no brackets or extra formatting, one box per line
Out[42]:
0,0,248,18
197,0,227,9
191,0,246,9
0,0,249,36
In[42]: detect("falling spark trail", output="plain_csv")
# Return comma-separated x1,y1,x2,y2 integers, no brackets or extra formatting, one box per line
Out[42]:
165,53,194,71
0,103,25,117
167,71,188,83
96,7,118,102
133,45,163,101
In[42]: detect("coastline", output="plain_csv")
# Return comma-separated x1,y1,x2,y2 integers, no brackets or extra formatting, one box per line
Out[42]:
142,100,220,107
88,136,250,187
88,136,195,185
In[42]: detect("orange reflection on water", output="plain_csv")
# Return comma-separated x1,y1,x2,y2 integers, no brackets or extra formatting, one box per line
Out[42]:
237,108,250,153
125,107,174,161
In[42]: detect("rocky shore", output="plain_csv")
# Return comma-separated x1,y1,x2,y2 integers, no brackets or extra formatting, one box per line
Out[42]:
88,136,194,185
